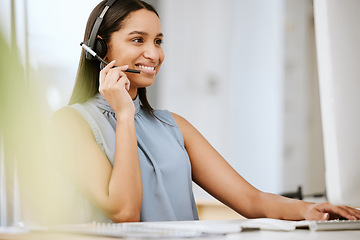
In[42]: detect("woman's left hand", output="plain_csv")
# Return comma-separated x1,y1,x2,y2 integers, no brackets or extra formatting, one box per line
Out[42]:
304,202,360,220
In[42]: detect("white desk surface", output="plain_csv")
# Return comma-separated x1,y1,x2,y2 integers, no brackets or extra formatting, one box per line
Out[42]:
1,229,360,240
1,220,360,240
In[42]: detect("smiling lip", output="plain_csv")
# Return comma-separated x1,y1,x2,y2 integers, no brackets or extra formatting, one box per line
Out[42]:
135,63,157,75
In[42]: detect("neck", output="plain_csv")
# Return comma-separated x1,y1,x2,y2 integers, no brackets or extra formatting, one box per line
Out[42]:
128,87,138,100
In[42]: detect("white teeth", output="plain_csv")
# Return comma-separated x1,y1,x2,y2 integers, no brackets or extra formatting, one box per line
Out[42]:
137,65,155,70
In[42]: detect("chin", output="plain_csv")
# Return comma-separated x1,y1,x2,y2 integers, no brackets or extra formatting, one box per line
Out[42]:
131,77,155,88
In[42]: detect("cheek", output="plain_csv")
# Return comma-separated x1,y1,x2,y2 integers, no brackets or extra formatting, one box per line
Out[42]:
110,46,138,63
159,49,165,63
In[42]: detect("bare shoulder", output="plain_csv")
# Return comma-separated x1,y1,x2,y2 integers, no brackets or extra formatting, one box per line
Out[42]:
170,112,194,131
49,106,92,137
170,112,187,125
170,112,204,146
48,106,97,174
51,107,85,127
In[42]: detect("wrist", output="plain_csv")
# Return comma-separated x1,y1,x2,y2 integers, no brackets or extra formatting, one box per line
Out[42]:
300,201,315,219
116,112,134,122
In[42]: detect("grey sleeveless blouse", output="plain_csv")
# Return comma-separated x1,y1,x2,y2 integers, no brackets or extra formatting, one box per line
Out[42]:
69,93,199,222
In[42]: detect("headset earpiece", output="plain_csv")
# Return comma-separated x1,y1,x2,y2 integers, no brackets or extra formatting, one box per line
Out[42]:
85,36,107,60
94,38,108,59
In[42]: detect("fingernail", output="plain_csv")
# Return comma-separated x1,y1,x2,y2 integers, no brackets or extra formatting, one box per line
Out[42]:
323,213,329,220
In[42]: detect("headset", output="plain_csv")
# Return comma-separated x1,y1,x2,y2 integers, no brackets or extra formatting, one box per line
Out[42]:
85,0,117,60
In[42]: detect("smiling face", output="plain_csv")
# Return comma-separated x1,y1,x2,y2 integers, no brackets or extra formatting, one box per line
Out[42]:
105,9,164,98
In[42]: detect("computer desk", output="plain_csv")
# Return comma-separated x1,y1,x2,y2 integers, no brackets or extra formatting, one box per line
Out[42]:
1,226,360,240
1,230,360,240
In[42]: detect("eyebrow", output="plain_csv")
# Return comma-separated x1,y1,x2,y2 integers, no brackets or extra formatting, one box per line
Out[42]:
128,31,163,37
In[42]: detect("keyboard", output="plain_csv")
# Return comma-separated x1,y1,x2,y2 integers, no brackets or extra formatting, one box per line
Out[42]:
50,222,202,238
49,221,242,238
232,218,360,232
34,219,360,238
295,219,360,231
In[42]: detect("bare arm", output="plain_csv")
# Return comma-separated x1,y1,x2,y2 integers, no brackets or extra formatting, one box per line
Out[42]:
172,113,360,220
49,62,142,222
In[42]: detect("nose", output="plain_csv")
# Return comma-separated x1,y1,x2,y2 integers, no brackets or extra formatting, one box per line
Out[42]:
143,44,160,61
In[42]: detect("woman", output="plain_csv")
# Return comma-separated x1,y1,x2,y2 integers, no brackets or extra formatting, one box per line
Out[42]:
49,0,360,223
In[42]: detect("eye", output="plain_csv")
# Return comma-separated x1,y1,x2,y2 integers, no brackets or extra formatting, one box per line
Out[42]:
155,38,163,46
132,37,144,43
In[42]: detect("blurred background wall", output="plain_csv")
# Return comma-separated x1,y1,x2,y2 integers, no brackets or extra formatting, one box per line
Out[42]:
0,0,328,222
157,0,324,203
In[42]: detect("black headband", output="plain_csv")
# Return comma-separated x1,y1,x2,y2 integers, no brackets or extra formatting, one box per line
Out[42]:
86,0,116,60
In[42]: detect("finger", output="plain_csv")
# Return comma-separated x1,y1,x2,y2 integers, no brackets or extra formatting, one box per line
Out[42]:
124,78,131,91
100,69,113,92
323,213,330,220
103,64,128,84
106,68,119,86
109,70,128,87
104,66,125,85
114,64,129,71
99,60,116,88
100,60,116,78
343,206,360,219
308,210,330,221
107,64,128,80
103,60,116,72
99,70,105,90
334,206,357,220
324,205,357,220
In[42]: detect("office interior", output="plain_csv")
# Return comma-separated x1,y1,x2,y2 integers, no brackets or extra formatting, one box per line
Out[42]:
0,0,359,228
